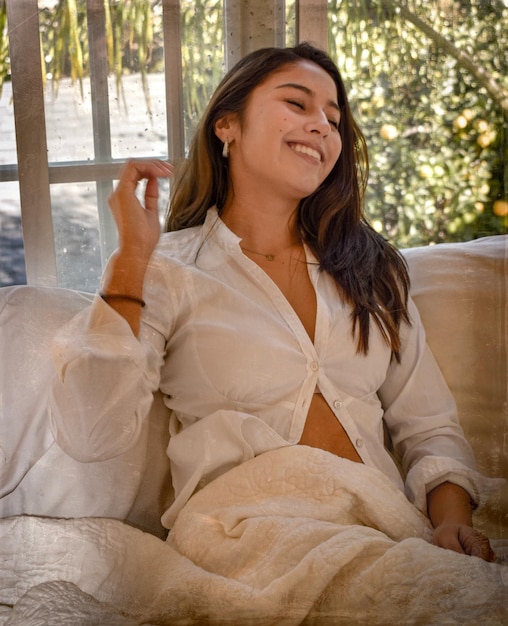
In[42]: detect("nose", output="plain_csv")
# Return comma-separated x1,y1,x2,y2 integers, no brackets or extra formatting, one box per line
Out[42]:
305,110,331,136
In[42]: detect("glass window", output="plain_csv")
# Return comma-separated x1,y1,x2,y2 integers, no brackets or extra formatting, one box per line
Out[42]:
0,78,25,287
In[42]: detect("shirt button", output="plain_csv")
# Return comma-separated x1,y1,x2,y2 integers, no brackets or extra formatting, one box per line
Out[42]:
333,400,343,409
355,438,363,448
309,361,319,371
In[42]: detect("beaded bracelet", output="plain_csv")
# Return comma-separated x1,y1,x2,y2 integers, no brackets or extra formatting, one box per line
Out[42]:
100,293,146,307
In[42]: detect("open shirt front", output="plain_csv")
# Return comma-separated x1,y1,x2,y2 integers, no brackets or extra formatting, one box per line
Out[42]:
50,208,495,528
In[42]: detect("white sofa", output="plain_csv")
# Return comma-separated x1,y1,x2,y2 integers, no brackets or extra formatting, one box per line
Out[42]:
0,235,506,540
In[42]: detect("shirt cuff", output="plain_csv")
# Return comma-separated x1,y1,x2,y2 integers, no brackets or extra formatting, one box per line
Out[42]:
405,455,505,515
52,294,145,380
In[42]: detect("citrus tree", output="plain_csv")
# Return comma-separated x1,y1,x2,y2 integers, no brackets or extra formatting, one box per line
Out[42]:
1,0,506,247
328,0,507,246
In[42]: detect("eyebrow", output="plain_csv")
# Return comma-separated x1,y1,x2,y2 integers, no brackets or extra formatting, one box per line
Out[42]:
275,82,341,113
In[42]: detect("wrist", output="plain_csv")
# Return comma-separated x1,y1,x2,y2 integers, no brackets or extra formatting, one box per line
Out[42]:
101,250,148,296
427,482,473,528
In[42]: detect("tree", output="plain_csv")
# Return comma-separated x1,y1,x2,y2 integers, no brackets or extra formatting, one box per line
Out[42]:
1,0,506,247
328,0,507,246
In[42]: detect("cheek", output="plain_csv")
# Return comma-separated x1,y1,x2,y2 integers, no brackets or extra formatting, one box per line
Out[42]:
335,135,343,158
322,139,342,179
330,137,343,167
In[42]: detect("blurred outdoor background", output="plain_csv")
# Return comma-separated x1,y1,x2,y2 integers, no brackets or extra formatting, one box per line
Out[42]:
0,0,506,291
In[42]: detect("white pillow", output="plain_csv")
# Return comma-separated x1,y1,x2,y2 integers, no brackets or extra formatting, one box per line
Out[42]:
0,286,171,537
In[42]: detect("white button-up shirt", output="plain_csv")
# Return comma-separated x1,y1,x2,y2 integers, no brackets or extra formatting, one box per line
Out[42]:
50,209,498,528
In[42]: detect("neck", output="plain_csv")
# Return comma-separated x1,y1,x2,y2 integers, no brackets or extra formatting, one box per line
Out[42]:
220,195,300,253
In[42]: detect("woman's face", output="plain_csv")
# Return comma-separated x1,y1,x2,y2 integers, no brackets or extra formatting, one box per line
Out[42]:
220,60,343,205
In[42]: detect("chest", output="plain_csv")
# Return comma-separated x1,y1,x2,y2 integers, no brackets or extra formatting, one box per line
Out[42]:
253,255,317,342
161,258,392,411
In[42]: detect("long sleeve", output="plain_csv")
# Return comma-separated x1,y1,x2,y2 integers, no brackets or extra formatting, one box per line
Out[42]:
378,298,504,513
49,256,174,462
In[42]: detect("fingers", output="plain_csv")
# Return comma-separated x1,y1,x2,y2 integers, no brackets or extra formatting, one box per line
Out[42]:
144,177,160,215
119,159,174,193
106,159,172,258
433,524,497,562
108,159,173,217
458,526,496,562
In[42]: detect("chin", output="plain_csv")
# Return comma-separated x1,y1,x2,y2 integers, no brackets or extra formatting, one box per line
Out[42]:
293,181,323,199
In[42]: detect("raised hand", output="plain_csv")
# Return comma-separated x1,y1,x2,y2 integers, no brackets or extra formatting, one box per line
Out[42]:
101,159,174,335
108,159,174,262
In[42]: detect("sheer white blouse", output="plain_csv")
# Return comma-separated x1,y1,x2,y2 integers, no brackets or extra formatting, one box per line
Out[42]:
50,208,497,528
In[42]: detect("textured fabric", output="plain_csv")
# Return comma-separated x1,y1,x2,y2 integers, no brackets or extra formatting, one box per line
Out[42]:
404,235,508,538
0,286,172,536
49,210,501,527
0,447,507,625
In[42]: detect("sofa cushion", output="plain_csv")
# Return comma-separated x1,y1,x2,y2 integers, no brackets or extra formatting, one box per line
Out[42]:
402,235,507,538
0,235,505,539
0,285,171,537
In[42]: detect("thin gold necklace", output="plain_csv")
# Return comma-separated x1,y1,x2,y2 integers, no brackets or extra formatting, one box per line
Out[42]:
240,241,302,262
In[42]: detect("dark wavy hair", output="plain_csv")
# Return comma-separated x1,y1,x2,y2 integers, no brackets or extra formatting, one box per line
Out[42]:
165,43,410,360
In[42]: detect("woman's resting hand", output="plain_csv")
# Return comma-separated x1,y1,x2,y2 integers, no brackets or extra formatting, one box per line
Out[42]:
427,481,496,562
432,523,496,562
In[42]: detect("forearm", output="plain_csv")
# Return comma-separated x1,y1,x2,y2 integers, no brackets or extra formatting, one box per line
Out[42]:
427,481,473,528
427,481,495,561
50,289,165,461
100,250,150,336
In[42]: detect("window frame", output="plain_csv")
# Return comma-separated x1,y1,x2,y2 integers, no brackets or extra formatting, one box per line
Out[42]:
1,0,327,289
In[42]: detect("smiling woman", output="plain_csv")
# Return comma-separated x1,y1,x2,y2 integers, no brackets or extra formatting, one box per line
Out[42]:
215,61,343,213
1,39,506,624
43,44,502,573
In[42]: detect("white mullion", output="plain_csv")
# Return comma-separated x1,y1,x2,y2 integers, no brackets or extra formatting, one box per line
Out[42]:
6,0,57,287
296,0,328,50
225,0,287,71
86,0,117,265
162,0,185,161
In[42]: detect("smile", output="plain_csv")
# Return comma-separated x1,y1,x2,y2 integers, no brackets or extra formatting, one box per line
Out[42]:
288,143,322,163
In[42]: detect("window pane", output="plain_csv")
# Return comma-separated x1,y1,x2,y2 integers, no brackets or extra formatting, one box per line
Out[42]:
44,78,95,163
0,80,25,288
0,82,16,167
110,73,168,160
50,182,102,292
0,181,26,288
180,0,224,146
327,0,507,247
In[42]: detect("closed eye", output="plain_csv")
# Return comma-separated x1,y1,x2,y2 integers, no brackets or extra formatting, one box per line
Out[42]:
286,99,305,110
286,99,340,130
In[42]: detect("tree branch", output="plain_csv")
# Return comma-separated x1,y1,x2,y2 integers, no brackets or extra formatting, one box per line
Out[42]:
380,0,508,115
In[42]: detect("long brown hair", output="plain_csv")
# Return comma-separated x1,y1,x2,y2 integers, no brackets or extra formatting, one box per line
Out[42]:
165,43,410,360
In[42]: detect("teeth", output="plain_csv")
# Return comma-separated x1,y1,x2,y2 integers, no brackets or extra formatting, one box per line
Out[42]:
291,143,321,161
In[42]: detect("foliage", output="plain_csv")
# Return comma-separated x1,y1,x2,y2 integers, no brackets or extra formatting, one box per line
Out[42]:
38,0,156,106
0,0,506,248
179,0,223,138
328,0,507,247
0,1,8,99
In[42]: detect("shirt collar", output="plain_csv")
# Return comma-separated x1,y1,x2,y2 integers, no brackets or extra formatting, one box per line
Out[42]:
200,206,320,269
203,207,242,250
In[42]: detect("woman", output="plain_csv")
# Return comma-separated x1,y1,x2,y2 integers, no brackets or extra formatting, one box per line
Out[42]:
50,43,497,561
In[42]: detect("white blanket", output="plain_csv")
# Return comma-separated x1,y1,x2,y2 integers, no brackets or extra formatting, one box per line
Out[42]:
1,446,507,625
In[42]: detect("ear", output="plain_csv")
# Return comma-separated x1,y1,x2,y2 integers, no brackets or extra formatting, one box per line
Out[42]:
214,113,239,144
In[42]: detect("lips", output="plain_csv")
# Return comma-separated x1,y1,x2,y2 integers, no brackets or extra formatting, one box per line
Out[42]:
288,142,323,163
